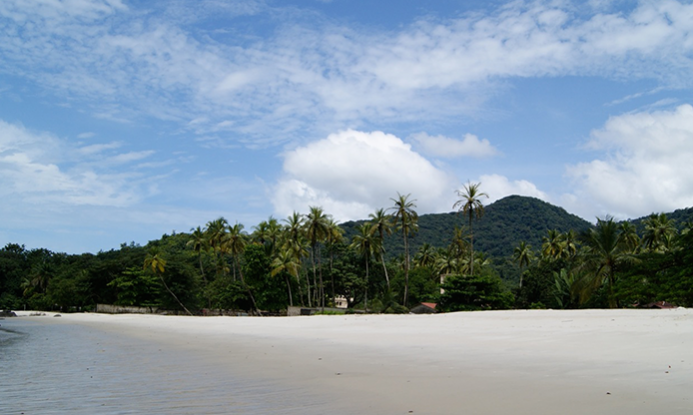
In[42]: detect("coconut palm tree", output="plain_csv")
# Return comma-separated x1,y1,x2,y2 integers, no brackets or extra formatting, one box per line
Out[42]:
350,222,377,310
643,213,677,253
187,226,211,307
390,193,418,307
413,243,436,269
324,217,344,305
369,208,394,290
271,248,301,307
283,212,311,306
144,247,193,316
305,206,331,309
453,182,488,276
619,222,641,254
225,223,259,314
513,241,533,288
542,229,565,261
575,217,634,308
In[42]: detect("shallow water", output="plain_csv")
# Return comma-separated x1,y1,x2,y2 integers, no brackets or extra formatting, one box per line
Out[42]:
0,317,324,415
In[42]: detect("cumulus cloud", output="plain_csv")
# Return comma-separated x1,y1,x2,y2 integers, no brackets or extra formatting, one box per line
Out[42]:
565,104,693,219
475,174,549,204
272,130,458,221
411,132,499,158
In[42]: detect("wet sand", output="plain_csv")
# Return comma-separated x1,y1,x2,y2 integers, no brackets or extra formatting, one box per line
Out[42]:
15,309,693,414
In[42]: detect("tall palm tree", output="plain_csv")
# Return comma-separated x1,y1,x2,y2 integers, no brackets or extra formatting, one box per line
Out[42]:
562,230,578,259
225,223,259,314
305,206,331,309
513,241,533,288
187,226,211,307
205,217,229,277
619,222,641,254
542,229,565,261
453,182,488,276
575,217,633,308
369,208,393,290
324,217,344,305
643,213,677,253
271,248,301,307
144,248,193,316
283,212,311,306
350,222,376,310
390,193,418,306
413,243,436,269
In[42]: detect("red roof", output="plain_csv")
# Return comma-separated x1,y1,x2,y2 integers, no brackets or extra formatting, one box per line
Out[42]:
421,302,437,310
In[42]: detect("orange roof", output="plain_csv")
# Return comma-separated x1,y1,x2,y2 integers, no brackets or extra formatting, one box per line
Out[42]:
421,302,437,310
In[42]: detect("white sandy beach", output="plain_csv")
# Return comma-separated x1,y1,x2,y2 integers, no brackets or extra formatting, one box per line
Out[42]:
15,309,693,414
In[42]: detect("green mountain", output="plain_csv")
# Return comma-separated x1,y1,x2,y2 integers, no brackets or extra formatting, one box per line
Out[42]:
340,195,593,260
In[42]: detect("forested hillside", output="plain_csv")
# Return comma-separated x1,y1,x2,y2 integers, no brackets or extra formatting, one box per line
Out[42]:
341,195,592,259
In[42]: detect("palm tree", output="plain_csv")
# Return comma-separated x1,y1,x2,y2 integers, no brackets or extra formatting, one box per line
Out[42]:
619,222,641,254
562,230,578,259
453,182,488,276
187,226,211,307
643,213,677,253
542,229,565,261
324,217,345,305
413,243,436,269
283,212,311,306
225,223,260,314
390,193,418,306
305,206,331,309
205,217,229,277
144,248,193,316
513,241,533,288
350,222,377,311
369,208,394,290
575,217,634,308
271,248,301,307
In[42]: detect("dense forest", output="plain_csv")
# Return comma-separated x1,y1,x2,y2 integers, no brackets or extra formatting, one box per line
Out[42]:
1,190,692,314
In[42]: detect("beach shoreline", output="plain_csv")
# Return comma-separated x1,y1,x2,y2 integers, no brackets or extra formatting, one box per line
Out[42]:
12,309,693,414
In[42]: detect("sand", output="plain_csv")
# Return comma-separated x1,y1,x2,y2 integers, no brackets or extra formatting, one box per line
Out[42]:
15,308,693,414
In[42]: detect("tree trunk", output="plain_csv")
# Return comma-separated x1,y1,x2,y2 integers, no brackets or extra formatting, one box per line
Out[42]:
158,275,193,316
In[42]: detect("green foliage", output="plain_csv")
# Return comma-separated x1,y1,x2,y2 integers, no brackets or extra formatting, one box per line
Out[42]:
439,273,514,312
107,267,161,307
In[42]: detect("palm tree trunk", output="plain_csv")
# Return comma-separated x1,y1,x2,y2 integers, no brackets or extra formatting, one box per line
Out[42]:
403,232,409,307
284,274,293,307
236,257,260,315
364,255,369,311
380,251,390,290
158,275,193,316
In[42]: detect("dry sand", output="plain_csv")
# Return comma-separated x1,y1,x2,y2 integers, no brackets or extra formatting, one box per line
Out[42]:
16,309,693,414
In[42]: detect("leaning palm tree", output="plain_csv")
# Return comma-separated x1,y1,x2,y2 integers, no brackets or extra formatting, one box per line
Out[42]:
453,182,488,276
350,222,377,311
369,208,394,290
144,248,193,316
304,206,331,309
513,241,533,288
390,193,418,306
574,217,634,308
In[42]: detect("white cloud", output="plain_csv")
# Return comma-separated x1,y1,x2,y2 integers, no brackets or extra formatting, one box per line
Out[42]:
476,174,549,204
3,1,693,146
272,130,458,221
411,132,499,158
565,104,693,219
0,119,154,207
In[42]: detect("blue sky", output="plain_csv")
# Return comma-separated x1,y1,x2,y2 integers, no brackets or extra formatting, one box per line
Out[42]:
2,0,693,254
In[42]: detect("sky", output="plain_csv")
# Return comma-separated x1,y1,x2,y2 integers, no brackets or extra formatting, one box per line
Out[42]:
2,0,693,254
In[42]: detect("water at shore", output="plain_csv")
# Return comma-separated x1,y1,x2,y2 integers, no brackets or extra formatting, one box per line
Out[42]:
0,317,324,415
